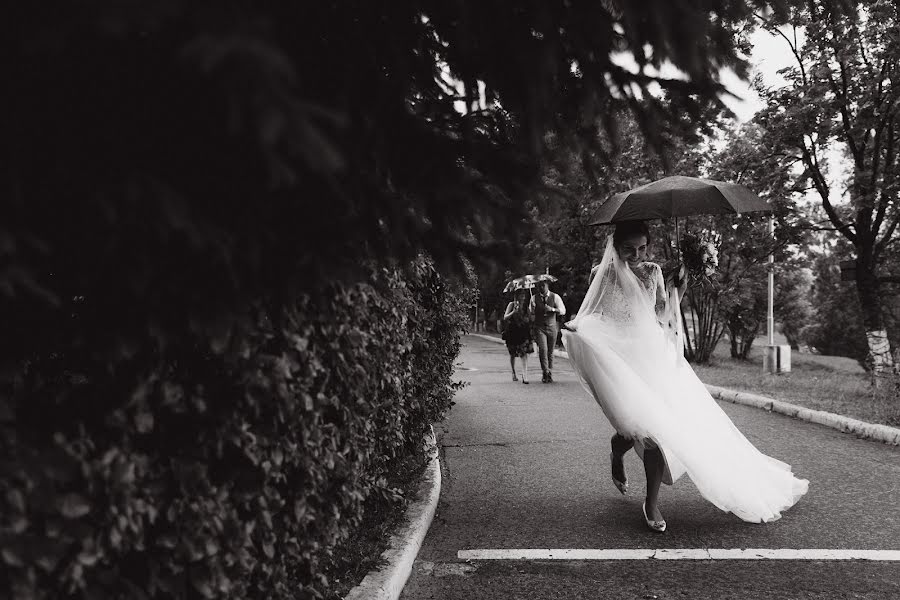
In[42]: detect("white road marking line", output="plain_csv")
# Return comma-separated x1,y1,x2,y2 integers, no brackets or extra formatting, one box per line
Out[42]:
457,549,900,561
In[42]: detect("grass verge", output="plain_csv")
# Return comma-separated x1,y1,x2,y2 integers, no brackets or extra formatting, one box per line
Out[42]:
693,342,900,428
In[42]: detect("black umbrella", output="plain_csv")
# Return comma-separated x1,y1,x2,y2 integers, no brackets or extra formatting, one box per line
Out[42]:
590,175,779,366
589,175,771,225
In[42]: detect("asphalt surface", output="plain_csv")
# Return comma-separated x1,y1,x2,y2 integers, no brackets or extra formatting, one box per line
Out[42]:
399,336,900,600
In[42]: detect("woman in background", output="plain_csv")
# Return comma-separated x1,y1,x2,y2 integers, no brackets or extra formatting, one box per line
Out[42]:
503,288,534,384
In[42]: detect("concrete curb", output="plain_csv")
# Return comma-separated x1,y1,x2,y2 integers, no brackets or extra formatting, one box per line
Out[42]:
343,426,441,600
706,384,900,446
470,333,900,446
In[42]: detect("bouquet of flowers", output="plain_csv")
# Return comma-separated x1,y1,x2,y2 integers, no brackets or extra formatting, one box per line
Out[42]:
680,229,720,282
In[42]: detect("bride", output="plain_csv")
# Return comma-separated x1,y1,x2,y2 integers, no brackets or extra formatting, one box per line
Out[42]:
561,221,808,532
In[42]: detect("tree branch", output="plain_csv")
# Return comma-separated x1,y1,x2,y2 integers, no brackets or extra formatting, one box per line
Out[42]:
824,9,863,166
802,142,858,243
873,114,897,234
869,96,888,194
857,28,873,71
827,72,863,166
753,13,807,86
875,211,900,256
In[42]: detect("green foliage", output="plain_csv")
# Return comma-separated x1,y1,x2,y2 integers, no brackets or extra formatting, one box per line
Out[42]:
775,265,815,349
804,252,870,365
755,0,900,369
678,228,727,362
0,3,807,598
0,258,465,600
692,121,813,362
507,112,706,316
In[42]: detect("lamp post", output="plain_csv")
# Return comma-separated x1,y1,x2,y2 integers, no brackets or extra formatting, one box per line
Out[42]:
767,215,775,347
764,215,790,373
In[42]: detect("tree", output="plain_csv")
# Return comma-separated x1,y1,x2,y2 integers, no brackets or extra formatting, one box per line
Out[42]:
509,109,707,322
693,121,813,361
756,1,900,375
775,265,815,349
805,249,870,364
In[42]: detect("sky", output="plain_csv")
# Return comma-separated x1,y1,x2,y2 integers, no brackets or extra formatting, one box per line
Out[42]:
719,27,798,123
719,26,849,203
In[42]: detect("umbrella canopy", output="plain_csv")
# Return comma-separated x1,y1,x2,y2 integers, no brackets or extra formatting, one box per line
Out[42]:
589,175,771,225
502,274,557,293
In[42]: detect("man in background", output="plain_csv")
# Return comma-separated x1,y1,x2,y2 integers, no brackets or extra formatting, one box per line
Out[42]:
530,280,566,383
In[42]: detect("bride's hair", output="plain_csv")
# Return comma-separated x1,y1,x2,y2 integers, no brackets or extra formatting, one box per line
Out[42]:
613,221,651,248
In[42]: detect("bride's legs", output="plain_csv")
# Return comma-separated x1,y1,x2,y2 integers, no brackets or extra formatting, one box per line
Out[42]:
643,447,665,521
509,355,518,380
610,434,633,486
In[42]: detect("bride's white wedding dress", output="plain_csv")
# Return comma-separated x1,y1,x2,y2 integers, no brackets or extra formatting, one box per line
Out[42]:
562,237,808,523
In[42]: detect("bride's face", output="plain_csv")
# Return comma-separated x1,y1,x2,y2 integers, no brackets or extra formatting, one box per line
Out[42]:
617,234,649,267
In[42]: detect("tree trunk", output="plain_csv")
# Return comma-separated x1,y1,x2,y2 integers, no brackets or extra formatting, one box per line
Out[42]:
738,321,759,359
686,287,723,363
855,257,895,376
681,302,695,361
727,315,758,360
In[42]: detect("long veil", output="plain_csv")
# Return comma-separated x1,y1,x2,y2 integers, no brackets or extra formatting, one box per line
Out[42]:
569,235,684,358
568,235,657,334
561,235,808,522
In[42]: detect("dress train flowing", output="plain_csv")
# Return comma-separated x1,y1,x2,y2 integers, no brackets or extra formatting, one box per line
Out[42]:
563,237,808,523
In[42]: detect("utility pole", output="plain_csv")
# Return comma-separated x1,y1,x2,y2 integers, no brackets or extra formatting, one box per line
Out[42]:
764,215,790,373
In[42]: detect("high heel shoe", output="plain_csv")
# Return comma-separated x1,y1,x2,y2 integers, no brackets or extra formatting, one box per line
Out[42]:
642,502,666,533
512,373,518,381
610,452,627,495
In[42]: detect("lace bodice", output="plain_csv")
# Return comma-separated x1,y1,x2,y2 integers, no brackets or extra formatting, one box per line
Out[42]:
633,262,667,317
591,261,667,325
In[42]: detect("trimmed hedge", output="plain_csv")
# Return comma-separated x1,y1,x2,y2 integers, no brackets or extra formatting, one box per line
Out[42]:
3,7,478,598
0,257,466,600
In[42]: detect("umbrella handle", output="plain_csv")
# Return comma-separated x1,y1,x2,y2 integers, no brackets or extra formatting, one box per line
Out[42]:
675,217,681,263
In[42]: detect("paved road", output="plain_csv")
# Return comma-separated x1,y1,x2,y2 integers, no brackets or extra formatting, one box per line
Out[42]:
400,336,900,600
